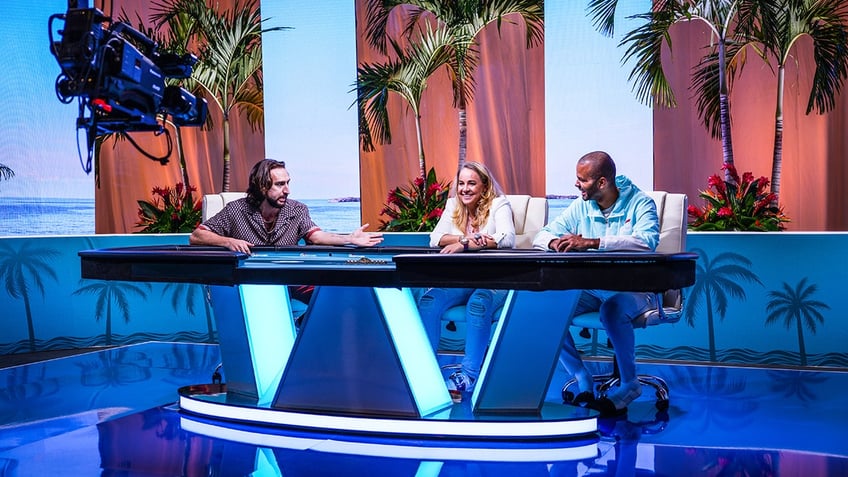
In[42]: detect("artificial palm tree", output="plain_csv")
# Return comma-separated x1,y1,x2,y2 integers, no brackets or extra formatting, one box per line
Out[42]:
151,0,286,192
364,0,544,167
127,9,203,200
588,0,750,182
737,0,848,206
355,24,460,179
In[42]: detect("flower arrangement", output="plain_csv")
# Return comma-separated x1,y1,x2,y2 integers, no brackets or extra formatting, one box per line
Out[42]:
378,167,451,232
136,182,202,233
687,164,789,231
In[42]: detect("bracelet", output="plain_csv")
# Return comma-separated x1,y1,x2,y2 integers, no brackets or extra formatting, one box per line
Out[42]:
459,235,469,252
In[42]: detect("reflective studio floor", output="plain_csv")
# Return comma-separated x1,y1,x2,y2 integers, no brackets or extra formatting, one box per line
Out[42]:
1,342,847,476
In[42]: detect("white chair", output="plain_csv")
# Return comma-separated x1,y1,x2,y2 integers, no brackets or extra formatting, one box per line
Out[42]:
562,191,688,411
202,192,248,221
436,195,548,353
201,192,308,319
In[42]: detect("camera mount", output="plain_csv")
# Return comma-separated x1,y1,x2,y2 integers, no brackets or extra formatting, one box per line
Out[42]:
49,5,208,171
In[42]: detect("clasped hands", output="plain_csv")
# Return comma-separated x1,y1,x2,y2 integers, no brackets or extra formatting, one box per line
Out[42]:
549,233,599,252
443,232,491,254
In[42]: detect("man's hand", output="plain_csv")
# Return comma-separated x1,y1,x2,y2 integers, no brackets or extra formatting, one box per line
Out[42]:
348,224,384,247
549,233,599,252
224,237,254,254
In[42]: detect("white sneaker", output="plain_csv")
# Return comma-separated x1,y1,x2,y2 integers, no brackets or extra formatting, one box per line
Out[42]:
446,371,475,403
607,380,642,410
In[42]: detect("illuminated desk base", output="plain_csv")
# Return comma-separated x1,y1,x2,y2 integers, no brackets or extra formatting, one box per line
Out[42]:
178,384,598,441
199,283,598,441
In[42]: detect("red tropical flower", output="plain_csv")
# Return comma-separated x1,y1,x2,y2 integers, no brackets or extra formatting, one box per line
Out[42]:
688,167,789,231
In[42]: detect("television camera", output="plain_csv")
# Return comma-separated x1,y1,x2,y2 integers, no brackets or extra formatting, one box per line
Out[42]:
48,5,208,168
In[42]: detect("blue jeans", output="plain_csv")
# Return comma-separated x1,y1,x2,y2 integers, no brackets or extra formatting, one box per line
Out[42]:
560,290,657,385
417,287,509,380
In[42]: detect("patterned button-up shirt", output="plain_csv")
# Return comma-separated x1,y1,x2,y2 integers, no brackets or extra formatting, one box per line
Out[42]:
200,198,320,246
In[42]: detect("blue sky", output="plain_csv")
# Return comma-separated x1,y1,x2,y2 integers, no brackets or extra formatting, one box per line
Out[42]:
0,1,652,200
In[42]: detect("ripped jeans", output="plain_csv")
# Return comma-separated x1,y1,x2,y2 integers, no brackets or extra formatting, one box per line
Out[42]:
559,290,657,386
417,288,509,380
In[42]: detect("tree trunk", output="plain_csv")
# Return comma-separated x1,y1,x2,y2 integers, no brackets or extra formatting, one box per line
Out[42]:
414,113,426,179
770,66,786,208
222,115,231,192
718,41,735,184
458,107,467,169
24,291,35,352
173,124,193,203
795,313,807,366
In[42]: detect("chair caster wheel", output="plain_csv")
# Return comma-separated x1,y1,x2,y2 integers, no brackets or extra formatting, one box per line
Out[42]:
562,390,575,403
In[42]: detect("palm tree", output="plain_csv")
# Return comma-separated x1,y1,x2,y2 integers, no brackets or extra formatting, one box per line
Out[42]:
0,242,60,352
587,0,750,182
355,24,459,179
765,277,829,366
0,163,13,181
73,280,151,346
163,282,216,342
736,0,848,206
364,0,544,167
127,9,203,200
151,0,287,192
685,248,762,361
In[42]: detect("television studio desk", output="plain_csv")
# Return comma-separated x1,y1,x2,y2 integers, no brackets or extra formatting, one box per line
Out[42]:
79,245,697,444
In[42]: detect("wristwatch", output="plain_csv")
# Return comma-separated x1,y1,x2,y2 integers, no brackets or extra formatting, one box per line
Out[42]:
459,235,469,252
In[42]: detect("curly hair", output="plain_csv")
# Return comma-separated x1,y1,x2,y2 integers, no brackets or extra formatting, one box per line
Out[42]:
246,159,286,208
451,161,504,231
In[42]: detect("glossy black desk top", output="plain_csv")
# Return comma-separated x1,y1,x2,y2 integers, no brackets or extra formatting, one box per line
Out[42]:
80,245,697,292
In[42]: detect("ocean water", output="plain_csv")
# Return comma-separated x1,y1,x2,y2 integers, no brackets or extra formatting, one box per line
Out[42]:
0,197,96,236
0,197,573,236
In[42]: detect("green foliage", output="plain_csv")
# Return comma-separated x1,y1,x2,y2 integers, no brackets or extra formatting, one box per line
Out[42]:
378,168,450,232
687,164,789,232
135,183,201,233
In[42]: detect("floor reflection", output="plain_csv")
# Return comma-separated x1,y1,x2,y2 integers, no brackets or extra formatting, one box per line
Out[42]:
0,343,847,476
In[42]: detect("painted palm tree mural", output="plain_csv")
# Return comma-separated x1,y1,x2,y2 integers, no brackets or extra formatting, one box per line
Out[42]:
685,248,762,361
0,242,60,352
162,282,216,342
765,277,829,366
73,280,152,346
363,0,544,168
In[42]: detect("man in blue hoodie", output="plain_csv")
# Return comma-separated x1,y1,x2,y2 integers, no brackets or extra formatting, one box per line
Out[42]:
533,150,660,415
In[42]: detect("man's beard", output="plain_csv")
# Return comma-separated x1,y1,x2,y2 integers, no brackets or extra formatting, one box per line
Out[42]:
265,195,286,209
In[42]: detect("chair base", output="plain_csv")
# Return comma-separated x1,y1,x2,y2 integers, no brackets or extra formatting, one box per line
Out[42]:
562,371,670,411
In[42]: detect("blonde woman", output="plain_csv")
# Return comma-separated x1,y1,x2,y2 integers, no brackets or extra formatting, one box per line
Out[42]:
418,162,515,403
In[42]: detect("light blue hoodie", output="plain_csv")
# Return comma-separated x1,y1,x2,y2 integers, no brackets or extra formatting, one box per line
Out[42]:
533,176,659,251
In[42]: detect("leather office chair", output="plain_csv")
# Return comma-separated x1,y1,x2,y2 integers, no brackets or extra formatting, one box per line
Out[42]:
201,192,308,319
562,191,687,411
435,195,548,353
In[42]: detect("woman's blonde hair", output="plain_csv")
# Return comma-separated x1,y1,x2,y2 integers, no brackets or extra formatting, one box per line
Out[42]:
452,161,504,231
